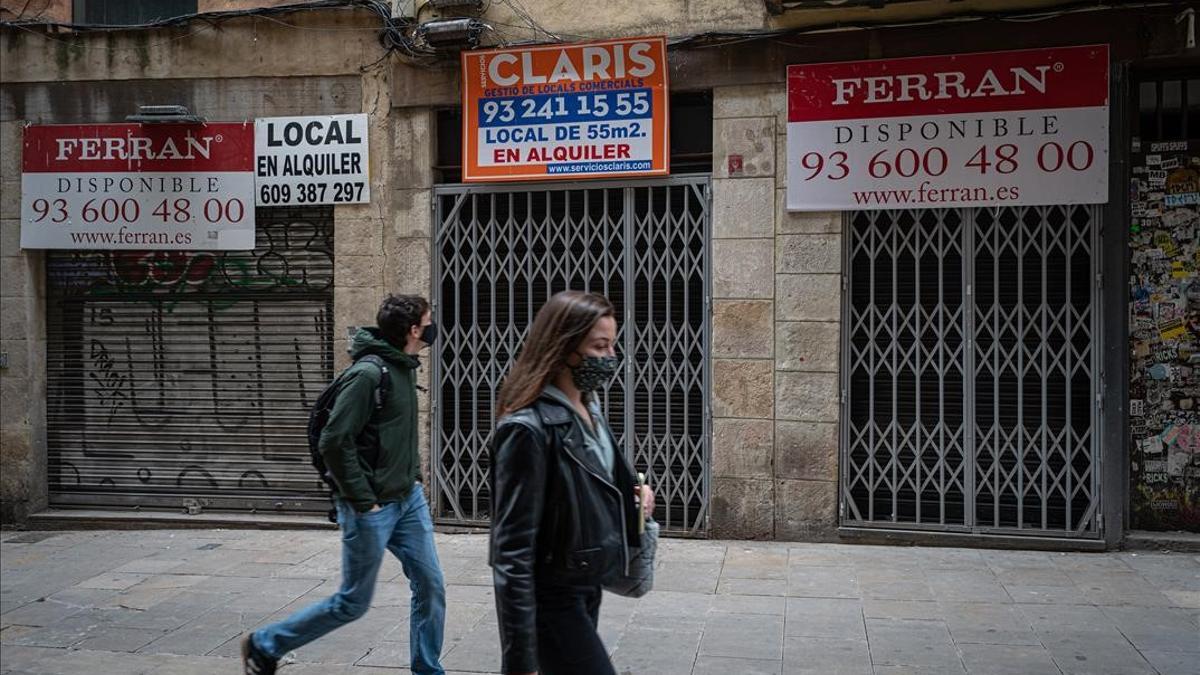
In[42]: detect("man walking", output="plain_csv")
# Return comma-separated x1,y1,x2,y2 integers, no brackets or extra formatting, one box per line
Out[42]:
242,295,446,675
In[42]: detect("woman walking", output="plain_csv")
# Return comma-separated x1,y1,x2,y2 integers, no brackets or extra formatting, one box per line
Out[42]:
489,290,654,675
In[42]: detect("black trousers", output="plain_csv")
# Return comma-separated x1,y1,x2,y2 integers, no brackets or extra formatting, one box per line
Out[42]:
534,583,615,675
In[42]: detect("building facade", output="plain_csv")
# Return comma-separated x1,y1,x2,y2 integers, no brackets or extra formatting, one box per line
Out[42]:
1,0,1197,548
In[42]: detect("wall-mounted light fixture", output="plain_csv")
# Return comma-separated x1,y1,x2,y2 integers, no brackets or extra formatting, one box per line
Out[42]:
125,105,205,124
427,0,484,9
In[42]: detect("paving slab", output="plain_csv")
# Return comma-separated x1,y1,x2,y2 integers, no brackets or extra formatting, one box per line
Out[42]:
694,655,782,675
1100,605,1200,654
784,597,865,639
786,565,861,599
698,613,783,660
861,599,942,621
782,636,871,675
864,618,963,670
1140,650,1200,675
611,625,703,675
957,643,1061,675
654,561,722,593
938,602,1040,646
1041,631,1159,675
4,531,1200,675
709,593,786,616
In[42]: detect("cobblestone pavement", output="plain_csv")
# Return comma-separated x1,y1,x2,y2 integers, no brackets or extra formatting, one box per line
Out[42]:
1,529,1198,674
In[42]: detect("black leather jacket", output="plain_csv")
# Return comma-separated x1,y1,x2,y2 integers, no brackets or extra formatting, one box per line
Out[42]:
489,393,640,674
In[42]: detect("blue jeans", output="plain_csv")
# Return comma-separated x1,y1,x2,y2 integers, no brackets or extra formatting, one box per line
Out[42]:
253,486,446,674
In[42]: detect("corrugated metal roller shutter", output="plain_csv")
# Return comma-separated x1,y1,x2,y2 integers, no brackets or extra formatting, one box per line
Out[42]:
45,207,335,515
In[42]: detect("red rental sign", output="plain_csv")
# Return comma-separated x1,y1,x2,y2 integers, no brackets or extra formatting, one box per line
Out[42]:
786,45,1110,210
788,45,1109,123
22,124,254,172
21,123,256,250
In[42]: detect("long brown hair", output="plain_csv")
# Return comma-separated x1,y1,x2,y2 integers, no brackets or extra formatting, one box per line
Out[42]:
496,290,615,417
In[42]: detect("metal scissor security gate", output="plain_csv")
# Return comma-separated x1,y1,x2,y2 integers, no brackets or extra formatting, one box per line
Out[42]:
842,206,1102,538
46,208,335,514
432,176,711,535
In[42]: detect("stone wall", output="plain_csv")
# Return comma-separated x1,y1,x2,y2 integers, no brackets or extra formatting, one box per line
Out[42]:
336,68,437,483
0,12,393,525
709,83,842,541
0,119,48,523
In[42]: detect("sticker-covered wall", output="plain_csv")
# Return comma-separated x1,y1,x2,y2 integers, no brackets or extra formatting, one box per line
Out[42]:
1130,140,1200,531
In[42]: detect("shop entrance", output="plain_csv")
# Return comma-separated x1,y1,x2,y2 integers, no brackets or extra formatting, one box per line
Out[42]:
842,205,1103,538
430,176,712,535
45,208,335,514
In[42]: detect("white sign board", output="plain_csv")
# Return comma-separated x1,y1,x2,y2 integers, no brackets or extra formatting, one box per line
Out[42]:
21,123,255,250
786,45,1110,210
254,114,369,206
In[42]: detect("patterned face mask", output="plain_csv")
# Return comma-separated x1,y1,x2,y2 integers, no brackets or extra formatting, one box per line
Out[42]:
569,354,619,393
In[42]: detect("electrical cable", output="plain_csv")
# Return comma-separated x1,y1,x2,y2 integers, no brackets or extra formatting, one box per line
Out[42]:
667,1,1180,48
0,0,1182,67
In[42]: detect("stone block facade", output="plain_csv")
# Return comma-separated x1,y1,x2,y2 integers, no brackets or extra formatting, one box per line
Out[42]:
709,84,841,541
0,119,48,524
0,14,442,524
0,12,844,541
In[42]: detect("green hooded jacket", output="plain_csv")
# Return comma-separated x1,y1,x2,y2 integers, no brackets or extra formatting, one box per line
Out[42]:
320,327,421,512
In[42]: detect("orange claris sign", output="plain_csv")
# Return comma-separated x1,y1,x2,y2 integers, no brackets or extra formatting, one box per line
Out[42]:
462,36,669,182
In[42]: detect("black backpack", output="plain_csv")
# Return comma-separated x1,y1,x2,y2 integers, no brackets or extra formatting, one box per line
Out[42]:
307,354,391,522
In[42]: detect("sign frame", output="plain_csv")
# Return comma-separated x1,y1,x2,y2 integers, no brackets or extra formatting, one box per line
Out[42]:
461,35,670,183
254,113,370,207
785,44,1110,211
21,122,256,251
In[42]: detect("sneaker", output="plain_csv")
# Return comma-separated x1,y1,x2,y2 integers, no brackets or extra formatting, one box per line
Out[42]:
241,634,277,675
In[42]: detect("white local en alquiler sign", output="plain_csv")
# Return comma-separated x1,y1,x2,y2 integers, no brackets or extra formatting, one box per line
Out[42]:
254,113,369,206
786,45,1110,211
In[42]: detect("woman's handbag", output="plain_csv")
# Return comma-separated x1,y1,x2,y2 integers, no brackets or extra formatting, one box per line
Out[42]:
605,472,658,598
604,518,658,598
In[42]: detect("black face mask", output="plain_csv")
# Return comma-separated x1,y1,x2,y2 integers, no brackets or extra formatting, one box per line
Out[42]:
569,354,619,393
419,322,437,347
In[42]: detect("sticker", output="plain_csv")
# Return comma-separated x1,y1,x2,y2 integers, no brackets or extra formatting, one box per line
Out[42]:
1177,424,1198,450
1161,157,1182,170
1153,344,1178,363
1162,210,1193,228
1147,154,1163,166
1134,340,1152,358
1162,424,1182,445
1131,399,1146,416
1140,436,1165,455
1165,192,1200,207
1150,141,1188,152
1167,167,1200,194
1149,170,1168,186
1153,233,1178,257
1168,448,1192,476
